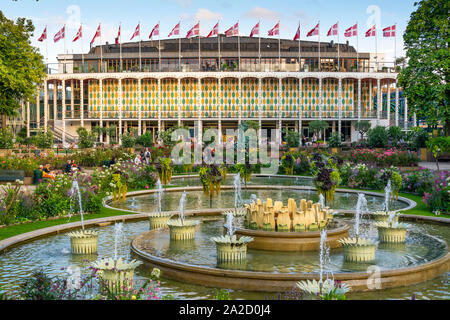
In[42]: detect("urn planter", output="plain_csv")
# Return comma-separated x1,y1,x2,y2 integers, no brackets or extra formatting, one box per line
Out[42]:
166,220,200,241
339,238,377,263
68,230,99,255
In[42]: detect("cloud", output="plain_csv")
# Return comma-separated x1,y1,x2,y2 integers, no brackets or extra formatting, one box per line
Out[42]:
242,7,282,22
194,8,223,21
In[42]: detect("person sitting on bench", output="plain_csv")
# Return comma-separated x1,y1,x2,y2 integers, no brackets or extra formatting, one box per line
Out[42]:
42,164,55,180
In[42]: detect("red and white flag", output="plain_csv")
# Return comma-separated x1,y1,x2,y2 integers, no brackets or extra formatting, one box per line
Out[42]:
307,23,319,37
327,22,338,36
73,25,82,42
383,25,396,37
224,22,239,37
206,22,219,38
130,23,140,40
38,26,47,42
186,22,200,38
91,24,101,44
293,25,300,41
344,24,357,37
249,22,259,37
149,23,160,39
54,26,65,43
168,22,180,37
115,25,121,45
365,25,376,37
268,22,279,36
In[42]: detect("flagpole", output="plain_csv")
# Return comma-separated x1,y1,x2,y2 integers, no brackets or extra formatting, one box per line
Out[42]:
375,25,378,72
159,21,161,72
179,20,182,72
298,21,301,72
394,23,397,71
258,20,261,71
198,21,201,72
100,23,103,73
218,21,221,72
356,22,359,72
45,25,48,72
81,23,84,73
318,21,321,72
337,22,340,72
238,20,240,72
64,24,67,73
120,23,122,72
138,21,141,71
278,21,281,71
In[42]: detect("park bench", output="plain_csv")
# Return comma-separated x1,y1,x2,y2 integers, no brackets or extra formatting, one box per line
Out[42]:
0,170,25,182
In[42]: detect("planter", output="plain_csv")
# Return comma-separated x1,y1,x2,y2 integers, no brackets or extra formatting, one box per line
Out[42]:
372,212,399,223
212,235,254,262
67,230,99,254
419,148,428,161
166,220,200,241
148,213,172,229
23,177,33,185
331,147,340,154
339,238,377,263
92,258,142,295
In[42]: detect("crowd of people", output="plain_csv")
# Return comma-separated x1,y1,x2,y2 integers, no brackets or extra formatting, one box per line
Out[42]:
33,160,82,184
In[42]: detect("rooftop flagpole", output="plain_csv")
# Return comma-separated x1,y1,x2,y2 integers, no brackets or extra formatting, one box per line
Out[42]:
198,21,201,72
159,21,161,72
119,23,122,72
318,21,321,72
139,21,142,71
179,19,182,71
337,21,340,71
298,21,301,71
218,20,221,71
258,20,261,71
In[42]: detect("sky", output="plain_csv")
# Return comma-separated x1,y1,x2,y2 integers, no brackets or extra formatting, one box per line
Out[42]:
2,0,417,66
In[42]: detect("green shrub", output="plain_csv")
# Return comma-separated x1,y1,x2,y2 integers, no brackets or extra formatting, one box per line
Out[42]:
76,127,96,149
0,128,14,149
328,132,342,148
121,133,136,148
367,126,388,148
135,131,153,147
35,130,54,149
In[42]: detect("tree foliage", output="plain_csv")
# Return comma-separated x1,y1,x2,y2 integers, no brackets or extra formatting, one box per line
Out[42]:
0,11,46,129
398,0,450,133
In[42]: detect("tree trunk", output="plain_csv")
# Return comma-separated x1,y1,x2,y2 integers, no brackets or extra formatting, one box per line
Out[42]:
1,114,6,130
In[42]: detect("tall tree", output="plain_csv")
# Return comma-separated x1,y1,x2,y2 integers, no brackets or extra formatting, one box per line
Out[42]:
398,0,449,134
0,11,46,129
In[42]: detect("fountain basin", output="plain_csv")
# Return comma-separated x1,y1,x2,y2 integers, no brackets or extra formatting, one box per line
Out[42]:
339,238,377,263
375,222,408,243
372,211,400,223
67,230,99,254
212,235,254,262
148,213,172,230
166,220,200,241
234,222,350,252
91,258,142,295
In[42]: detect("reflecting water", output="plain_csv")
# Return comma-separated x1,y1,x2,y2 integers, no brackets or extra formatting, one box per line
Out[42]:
0,218,448,300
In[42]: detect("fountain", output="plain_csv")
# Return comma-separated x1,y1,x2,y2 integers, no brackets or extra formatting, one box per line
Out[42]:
375,212,409,243
148,179,172,229
212,212,254,262
129,197,138,209
372,180,400,223
91,223,142,295
319,194,325,209
67,179,99,254
297,230,351,299
166,190,200,241
339,194,377,263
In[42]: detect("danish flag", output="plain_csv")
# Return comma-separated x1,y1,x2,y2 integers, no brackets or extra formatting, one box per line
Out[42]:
327,22,338,36
268,22,279,36
130,23,140,40
115,25,121,45
224,22,239,37
344,24,357,37
168,22,180,37
186,22,200,38
91,24,101,44
383,25,396,37
307,23,319,37
206,22,219,38
38,27,47,42
53,26,65,43
149,23,160,39
73,25,82,42
250,22,259,37
293,25,300,41
365,25,376,37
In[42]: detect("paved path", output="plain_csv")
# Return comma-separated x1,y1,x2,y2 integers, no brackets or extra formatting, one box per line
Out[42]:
418,161,450,171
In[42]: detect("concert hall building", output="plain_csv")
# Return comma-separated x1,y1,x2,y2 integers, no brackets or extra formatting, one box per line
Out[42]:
23,35,411,145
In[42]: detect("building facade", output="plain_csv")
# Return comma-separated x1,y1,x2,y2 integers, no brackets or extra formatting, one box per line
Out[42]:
23,36,412,145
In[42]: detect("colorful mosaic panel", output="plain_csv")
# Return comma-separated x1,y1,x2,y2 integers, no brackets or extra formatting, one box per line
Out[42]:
261,78,278,118
161,79,178,118
122,79,139,119
141,79,158,119
241,78,258,118
281,78,299,118
221,78,238,118
302,78,320,118
342,79,354,117
322,79,338,118
103,79,119,119
181,78,197,118
201,78,218,118
88,80,100,118
361,82,371,116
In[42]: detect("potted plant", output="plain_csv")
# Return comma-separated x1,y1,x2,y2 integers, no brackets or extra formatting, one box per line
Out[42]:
329,132,342,154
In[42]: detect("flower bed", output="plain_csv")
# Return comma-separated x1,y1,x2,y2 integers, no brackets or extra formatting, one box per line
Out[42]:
348,148,419,167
